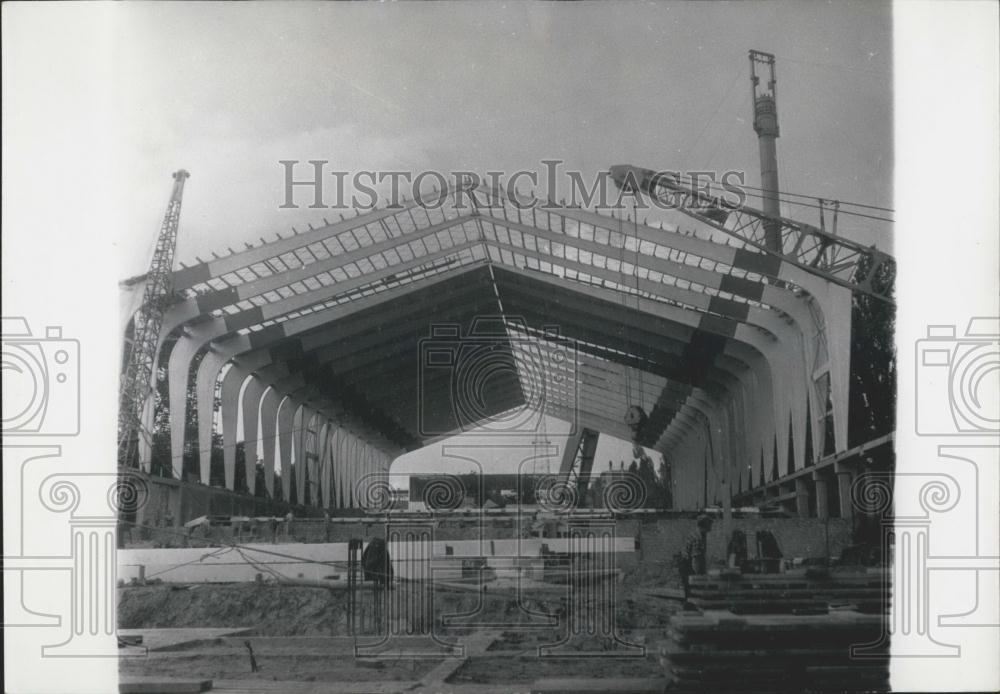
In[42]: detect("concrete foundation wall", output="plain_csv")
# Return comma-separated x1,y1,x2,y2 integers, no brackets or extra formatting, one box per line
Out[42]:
634,516,852,568
122,514,852,589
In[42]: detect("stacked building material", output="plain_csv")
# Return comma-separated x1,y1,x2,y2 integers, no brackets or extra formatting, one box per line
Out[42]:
687,568,889,615
662,569,890,692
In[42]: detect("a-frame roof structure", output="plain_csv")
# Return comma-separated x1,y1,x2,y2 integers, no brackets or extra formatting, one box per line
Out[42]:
124,181,856,509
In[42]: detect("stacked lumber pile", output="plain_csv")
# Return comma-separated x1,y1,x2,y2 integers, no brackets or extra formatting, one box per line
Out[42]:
663,609,889,692
662,570,890,692
688,568,889,614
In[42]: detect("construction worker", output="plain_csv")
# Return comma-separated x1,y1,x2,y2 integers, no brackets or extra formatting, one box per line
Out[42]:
680,514,713,601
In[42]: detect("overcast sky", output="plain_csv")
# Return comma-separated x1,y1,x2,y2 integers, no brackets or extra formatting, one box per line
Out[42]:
69,1,896,275
6,6,999,692
4,1,895,479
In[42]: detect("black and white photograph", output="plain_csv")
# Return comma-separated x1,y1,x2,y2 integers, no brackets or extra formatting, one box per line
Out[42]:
2,2,997,693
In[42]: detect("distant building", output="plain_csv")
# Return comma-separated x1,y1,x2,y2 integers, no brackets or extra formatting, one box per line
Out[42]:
388,488,409,511
409,473,549,509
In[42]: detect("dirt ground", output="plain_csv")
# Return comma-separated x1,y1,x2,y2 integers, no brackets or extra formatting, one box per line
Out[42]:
118,581,680,634
119,583,354,635
118,581,680,684
119,652,441,683
448,652,665,684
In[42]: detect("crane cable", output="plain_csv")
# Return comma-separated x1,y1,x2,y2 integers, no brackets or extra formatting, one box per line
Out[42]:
631,198,644,413
663,171,894,224
617,209,632,407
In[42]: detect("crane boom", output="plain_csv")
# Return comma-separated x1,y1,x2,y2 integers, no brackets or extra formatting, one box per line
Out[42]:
609,164,895,304
118,170,190,467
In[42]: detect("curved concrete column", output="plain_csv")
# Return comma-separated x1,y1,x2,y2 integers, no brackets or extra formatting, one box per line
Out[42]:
340,430,356,508
195,335,254,486
768,266,853,456
259,387,280,498
276,396,297,502
291,404,306,505
132,295,200,471
240,376,269,496
330,426,342,509
357,441,372,509
305,411,322,507
167,319,226,480
337,427,350,507
347,436,365,508
514,206,851,462
219,365,249,491
194,348,231,485
329,426,344,509
317,420,332,509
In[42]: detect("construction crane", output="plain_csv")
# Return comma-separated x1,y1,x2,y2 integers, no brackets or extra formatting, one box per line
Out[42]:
609,162,894,304
610,52,894,305
118,170,190,468
749,49,782,252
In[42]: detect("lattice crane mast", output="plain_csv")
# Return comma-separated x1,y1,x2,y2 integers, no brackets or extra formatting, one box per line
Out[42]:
118,169,190,468
608,165,895,304
611,50,893,305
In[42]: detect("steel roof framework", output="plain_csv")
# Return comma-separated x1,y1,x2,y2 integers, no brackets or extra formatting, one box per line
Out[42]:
121,182,854,510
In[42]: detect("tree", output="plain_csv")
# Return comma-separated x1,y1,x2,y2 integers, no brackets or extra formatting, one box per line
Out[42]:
254,460,269,498
848,257,896,448
657,455,674,510
146,335,227,483
635,453,660,509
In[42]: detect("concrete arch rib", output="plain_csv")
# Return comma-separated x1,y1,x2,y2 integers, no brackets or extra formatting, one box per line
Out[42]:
494,266,795,477
159,258,487,465
135,300,202,470
478,210,830,448
341,434,360,508
240,376,269,496
490,202,848,459
194,335,253,485
148,199,845,515
336,429,350,509
276,396,297,502
318,421,332,509
348,440,360,509
307,412,321,507
292,404,306,505
259,387,280,498
167,318,225,481
219,364,250,491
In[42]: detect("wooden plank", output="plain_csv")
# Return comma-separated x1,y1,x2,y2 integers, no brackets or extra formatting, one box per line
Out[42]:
213,680,415,693
531,678,669,693
119,679,212,694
